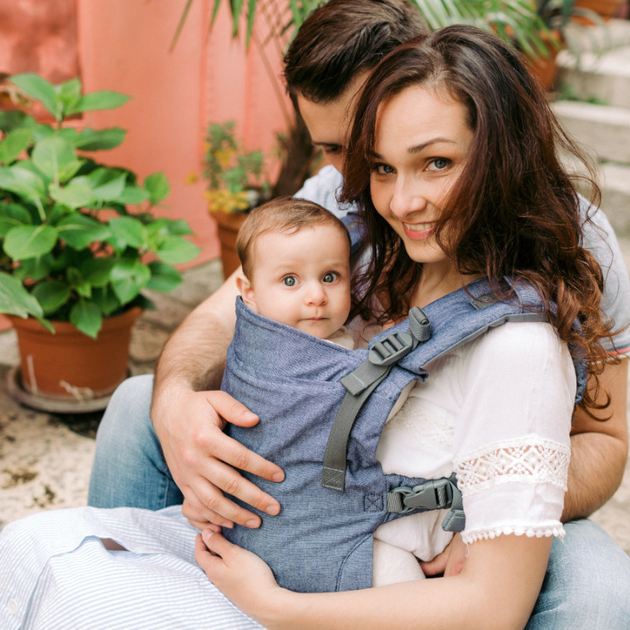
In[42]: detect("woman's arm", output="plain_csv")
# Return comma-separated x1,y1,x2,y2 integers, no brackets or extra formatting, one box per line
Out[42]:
196,530,551,630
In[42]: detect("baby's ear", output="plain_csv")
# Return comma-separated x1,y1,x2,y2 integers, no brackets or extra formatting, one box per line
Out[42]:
236,276,258,312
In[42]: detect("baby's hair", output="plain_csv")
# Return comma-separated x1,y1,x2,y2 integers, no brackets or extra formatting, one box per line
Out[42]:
236,196,351,280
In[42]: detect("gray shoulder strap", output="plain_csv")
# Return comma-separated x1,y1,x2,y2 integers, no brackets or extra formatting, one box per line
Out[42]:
322,308,430,491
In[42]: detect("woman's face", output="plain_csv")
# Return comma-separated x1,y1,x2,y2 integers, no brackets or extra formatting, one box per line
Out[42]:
370,84,473,271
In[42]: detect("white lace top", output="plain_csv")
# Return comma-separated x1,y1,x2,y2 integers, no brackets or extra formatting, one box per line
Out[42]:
372,321,574,583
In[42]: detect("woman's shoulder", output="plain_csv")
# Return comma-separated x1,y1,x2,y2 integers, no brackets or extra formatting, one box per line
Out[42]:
456,320,570,373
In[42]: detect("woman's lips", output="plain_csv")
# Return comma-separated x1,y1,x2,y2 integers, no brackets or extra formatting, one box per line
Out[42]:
403,222,436,240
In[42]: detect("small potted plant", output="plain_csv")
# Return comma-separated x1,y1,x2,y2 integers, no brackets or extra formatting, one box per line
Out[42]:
202,121,270,277
0,73,200,410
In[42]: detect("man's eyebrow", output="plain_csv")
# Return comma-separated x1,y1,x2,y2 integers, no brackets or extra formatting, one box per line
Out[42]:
312,141,342,148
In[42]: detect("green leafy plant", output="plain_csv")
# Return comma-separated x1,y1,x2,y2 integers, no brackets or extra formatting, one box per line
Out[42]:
173,1,556,58
0,73,200,338
202,121,270,214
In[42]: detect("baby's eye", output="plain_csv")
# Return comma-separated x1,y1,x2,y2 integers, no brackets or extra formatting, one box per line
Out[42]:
323,272,338,283
282,276,298,287
427,158,451,171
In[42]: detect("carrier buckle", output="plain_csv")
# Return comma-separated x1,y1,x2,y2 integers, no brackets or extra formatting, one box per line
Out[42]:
369,332,414,367
391,479,454,514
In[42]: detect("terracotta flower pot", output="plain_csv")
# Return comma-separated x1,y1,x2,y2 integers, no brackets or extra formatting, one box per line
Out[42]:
8,307,142,406
213,211,248,278
527,30,563,91
575,0,628,18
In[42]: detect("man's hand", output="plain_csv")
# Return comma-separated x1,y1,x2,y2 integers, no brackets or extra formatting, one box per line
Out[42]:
149,270,284,528
153,382,285,529
419,533,467,577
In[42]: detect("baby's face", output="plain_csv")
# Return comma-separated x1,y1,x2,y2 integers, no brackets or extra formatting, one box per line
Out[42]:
244,225,351,339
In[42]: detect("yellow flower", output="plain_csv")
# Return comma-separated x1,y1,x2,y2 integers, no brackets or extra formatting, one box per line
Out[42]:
214,149,235,170
184,172,199,185
206,189,250,214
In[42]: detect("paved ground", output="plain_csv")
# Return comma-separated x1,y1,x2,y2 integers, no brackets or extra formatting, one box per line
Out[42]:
0,254,629,555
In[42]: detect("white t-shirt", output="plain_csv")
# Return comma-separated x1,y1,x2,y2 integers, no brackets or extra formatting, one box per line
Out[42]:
297,166,624,586
372,321,574,585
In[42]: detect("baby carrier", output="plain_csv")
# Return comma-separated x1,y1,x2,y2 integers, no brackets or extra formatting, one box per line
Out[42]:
222,279,586,593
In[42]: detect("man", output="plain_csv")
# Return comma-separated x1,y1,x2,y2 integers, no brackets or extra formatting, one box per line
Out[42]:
89,1,630,626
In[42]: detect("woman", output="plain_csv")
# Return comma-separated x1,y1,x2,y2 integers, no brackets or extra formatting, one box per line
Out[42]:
0,26,612,630
194,25,612,628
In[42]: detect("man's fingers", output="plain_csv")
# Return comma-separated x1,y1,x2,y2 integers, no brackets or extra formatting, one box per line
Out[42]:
206,430,285,485
191,461,280,528
202,451,282,510
205,390,260,428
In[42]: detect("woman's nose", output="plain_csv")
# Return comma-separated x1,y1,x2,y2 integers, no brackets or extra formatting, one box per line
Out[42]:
390,177,427,217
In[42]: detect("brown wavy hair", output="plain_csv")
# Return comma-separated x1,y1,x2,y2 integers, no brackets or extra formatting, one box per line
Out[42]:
341,25,615,413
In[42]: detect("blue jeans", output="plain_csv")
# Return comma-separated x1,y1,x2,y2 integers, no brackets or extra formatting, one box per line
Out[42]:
89,375,630,628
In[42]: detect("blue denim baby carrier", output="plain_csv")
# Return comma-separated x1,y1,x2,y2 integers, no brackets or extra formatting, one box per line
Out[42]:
222,279,586,593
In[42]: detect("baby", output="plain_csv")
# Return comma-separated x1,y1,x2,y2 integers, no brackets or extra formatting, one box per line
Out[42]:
235,196,354,350
232,196,445,588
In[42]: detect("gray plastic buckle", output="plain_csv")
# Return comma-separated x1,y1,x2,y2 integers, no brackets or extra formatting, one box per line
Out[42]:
369,332,414,367
391,479,453,514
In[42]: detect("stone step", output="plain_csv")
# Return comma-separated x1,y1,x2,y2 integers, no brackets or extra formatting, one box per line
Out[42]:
561,18,630,56
558,44,630,109
552,100,630,164
559,152,630,237
599,161,630,236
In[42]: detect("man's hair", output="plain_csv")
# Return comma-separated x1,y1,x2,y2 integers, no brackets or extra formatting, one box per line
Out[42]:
284,0,428,104
236,196,350,280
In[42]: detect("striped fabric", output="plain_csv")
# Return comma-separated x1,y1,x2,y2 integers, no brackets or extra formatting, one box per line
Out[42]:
0,506,264,630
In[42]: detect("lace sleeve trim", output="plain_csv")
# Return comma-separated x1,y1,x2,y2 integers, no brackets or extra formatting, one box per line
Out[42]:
462,524,565,545
454,435,570,497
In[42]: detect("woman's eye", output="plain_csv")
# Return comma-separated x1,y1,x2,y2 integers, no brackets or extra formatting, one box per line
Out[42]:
428,158,451,171
323,272,338,283
283,276,298,287
373,163,395,175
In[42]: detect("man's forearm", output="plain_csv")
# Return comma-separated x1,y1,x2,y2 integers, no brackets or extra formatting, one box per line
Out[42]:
155,306,232,392
563,358,629,522
153,271,241,400
564,430,627,521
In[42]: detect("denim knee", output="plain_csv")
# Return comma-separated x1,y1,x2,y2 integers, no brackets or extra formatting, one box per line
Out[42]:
88,375,182,509
526,519,630,630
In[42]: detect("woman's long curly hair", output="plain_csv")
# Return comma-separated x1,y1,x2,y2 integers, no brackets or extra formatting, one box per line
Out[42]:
341,25,616,414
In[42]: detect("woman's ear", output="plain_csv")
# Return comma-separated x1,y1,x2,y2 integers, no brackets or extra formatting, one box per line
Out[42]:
236,275,258,312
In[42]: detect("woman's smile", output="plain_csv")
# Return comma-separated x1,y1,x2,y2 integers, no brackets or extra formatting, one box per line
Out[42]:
402,221,437,240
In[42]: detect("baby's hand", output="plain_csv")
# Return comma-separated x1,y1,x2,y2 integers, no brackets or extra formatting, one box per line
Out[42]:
419,533,467,577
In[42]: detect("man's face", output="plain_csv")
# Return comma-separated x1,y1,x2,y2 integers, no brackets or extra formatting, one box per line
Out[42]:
297,73,369,173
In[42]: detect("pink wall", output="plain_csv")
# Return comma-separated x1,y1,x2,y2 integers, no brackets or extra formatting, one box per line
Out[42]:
0,0,292,331
1,1,291,266
76,0,291,266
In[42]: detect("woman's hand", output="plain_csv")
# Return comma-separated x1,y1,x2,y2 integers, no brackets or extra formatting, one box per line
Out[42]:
195,529,286,625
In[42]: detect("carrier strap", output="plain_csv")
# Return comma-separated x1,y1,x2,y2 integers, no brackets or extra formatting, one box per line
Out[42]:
322,307,430,491
387,474,466,533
